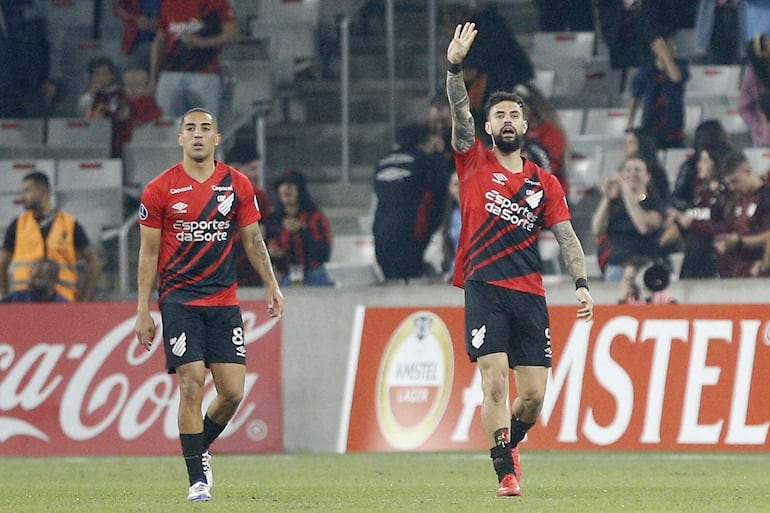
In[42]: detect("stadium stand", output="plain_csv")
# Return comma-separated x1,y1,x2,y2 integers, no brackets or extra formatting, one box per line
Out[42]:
248,0,321,86
533,69,556,98
686,65,743,99
557,108,585,137
325,234,383,287
662,148,692,190
55,159,124,251
0,119,46,158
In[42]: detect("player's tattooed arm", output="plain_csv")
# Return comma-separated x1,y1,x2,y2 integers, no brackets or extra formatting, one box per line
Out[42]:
447,73,475,153
446,22,477,154
551,220,588,281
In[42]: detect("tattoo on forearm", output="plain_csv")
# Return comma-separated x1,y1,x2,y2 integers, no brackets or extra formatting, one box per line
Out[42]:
551,222,587,280
447,72,475,152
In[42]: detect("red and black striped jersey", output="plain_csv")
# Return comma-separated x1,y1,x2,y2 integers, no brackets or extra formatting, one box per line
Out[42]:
452,138,570,295
139,161,261,306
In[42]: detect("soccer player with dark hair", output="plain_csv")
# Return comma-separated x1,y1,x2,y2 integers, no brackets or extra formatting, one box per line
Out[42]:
446,22,594,497
134,107,284,502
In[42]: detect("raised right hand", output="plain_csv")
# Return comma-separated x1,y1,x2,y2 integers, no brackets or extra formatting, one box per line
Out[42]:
447,22,478,65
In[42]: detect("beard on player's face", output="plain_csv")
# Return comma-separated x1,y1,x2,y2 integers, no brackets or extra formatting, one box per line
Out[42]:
491,128,524,153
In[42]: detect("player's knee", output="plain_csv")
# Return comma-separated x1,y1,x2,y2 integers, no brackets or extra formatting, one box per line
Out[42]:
219,389,244,411
483,375,508,404
519,393,544,416
178,382,204,406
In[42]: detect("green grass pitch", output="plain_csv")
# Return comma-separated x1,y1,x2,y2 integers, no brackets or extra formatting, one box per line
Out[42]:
2,451,768,512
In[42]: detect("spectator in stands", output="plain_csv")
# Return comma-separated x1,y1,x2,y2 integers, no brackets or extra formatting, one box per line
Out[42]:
428,91,452,151
266,169,333,287
0,259,68,303
628,31,690,150
693,0,741,65
659,143,733,278
711,151,770,277
78,57,132,158
739,34,770,147
227,143,272,287
0,0,58,117
123,68,163,127
112,0,161,72
0,171,102,302
516,84,570,198
373,123,449,283
598,0,695,72
591,157,666,302
535,0,595,32
624,127,670,202
671,119,730,210
149,0,240,120
440,171,461,282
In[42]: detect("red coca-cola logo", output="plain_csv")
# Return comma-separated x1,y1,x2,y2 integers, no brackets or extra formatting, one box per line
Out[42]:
0,301,283,455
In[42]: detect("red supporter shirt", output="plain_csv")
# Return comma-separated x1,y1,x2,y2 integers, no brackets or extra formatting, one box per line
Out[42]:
158,0,235,73
452,138,571,295
139,161,261,306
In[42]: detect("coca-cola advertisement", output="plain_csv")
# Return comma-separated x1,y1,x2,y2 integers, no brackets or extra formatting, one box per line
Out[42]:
0,300,283,456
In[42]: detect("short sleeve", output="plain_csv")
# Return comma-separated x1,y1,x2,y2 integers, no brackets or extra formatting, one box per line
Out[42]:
73,221,91,250
542,172,571,228
232,171,261,227
2,219,17,253
453,137,485,180
139,182,164,229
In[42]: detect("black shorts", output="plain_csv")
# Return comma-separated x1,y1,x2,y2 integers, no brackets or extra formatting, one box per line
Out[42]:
464,280,552,368
159,303,246,373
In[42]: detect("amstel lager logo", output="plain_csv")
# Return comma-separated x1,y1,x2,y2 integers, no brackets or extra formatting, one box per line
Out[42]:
375,311,454,450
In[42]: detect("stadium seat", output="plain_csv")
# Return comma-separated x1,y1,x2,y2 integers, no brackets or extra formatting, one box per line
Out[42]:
55,159,124,250
129,118,179,145
531,31,595,61
532,69,556,98
686,65,743,99
326,234,383,287
220,57,273,132
123,144,180,193
0,159,56,192
662,148,693,189
538,230,563,275
45,0,96,30
0,119,46,158
46,118,112,159
0,119,45,148
557,109,585,137
248,0,321,85
581,108,635,139
566,143,603,204
685,104,703,136
600,148,625,178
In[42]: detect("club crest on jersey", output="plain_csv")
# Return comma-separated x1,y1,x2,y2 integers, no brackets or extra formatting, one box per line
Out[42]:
218,193,234,216
491,172,508,186
525,189,544,209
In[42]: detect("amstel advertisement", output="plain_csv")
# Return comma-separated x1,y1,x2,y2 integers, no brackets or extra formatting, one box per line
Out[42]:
0,301,282,456
342,304,770,452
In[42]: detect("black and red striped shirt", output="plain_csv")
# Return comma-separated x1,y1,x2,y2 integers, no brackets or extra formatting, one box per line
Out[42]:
452,138,570,295
139,161,261,305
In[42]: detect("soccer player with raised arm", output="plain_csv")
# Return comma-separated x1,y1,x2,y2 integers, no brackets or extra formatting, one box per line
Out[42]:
446,22,594,497
134,108,284,502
